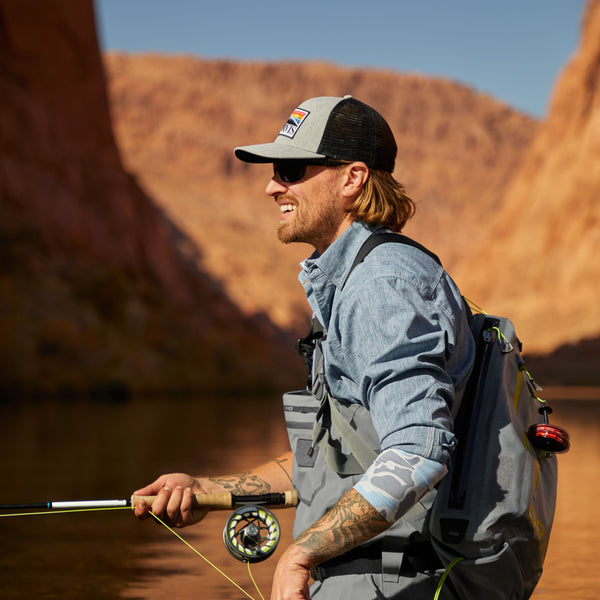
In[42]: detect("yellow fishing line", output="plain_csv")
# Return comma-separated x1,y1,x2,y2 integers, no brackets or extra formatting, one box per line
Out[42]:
434,556,464,600
1,505,264,600
247,560,266,600
149,511,260,600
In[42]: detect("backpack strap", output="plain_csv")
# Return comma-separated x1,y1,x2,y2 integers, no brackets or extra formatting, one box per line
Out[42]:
311,234,443,473
342,232,442,290
342,232,473,324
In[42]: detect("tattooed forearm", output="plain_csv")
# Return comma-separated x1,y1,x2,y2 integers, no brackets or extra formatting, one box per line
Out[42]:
293,488,390,565
208,471,272,495
207,454,293,495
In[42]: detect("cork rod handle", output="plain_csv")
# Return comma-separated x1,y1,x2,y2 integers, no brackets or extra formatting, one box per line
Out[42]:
131,489,298,511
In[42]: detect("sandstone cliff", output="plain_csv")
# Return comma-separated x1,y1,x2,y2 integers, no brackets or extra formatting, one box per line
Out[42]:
1,0,597,394
104,2,600,373
0,0,300,397
104,55,536,337
455,0,600,381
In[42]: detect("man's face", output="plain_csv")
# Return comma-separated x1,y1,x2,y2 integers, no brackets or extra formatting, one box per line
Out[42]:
265,163,352,254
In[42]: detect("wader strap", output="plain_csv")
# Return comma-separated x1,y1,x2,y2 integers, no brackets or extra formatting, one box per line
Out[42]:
382,537,405,584
311,394,378,475
312,538,442,582
382,489,438,585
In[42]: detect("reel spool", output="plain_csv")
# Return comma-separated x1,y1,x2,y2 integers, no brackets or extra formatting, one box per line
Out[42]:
223,505,281,563
527,405,570,454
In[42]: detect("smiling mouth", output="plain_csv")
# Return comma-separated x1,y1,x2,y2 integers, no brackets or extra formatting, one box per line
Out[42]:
280,203,296,214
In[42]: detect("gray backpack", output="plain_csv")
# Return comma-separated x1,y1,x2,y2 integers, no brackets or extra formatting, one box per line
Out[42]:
319,232,570,599
428,310,565,599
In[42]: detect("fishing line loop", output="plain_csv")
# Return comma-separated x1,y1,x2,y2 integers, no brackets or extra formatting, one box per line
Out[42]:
148,510,262,600
0,504,265,600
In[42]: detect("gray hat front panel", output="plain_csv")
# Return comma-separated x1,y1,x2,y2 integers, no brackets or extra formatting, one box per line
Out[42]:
275,96,345,150
234,96,346,162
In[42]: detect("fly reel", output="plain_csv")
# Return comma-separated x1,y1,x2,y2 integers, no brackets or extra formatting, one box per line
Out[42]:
528,404,570,454
223,505,281,563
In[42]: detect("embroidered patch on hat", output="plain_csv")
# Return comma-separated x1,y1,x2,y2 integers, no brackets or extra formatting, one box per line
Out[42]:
279,108,310,139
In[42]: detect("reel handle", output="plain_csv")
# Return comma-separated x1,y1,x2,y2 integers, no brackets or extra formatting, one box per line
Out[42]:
527,405,570,454
131,489,298,511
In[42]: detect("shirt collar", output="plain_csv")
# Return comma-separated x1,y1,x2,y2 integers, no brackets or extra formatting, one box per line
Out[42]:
301,221,382,287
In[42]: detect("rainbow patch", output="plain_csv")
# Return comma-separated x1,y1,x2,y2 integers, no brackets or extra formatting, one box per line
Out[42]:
279,108,310,138
290,109,309,125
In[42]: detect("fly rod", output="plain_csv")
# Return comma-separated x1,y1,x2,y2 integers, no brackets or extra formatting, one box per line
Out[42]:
0,490,298,512
0,499,131,511
0,490,299,566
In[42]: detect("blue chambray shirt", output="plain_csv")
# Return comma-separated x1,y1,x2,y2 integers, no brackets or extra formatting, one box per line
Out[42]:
299,221,475,465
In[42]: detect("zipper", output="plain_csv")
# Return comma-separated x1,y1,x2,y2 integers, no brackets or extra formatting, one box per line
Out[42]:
448,317,498,509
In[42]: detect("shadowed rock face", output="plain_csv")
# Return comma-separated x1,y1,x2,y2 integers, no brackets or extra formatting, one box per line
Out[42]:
0,0,301,397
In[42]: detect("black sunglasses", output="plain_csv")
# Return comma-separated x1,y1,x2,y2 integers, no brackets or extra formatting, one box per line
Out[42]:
273,159,346,184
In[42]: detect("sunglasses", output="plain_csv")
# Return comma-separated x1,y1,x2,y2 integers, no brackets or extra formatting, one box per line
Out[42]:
273,159,346,184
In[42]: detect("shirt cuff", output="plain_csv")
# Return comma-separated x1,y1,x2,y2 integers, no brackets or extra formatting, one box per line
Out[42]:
353,448,447,523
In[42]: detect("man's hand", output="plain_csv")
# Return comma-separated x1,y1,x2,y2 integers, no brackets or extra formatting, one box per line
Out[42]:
270,488,390,599
132,473,208,527
271,544,313,600
131,454,294,528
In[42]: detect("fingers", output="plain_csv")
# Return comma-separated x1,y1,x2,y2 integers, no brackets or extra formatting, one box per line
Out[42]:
132,474,208,527
133,497,150,519
180,487,209,525
133,485,200,527
165,486,207,527
165,485,184,524
180,486,194,522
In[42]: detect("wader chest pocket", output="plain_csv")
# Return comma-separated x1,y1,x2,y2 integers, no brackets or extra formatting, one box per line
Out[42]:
296,438,318,468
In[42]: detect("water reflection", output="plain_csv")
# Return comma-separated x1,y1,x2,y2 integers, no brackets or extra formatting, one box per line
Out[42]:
532,397,600,599
0,394,289,600
0,391,597,599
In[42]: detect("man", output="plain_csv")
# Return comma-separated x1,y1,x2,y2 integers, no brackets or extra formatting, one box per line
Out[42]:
133,96,475,599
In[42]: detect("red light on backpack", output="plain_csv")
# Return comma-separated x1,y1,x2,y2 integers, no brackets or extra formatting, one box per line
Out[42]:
527,405,570,454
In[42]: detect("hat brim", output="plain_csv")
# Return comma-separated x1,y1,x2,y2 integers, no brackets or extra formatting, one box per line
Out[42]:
234,142,327,163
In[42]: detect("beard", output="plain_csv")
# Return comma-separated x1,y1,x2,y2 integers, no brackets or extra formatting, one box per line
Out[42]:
276,187,344,251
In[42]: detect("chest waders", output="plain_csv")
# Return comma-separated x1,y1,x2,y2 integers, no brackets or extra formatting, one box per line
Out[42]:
285,232,567,599
283,320,446,597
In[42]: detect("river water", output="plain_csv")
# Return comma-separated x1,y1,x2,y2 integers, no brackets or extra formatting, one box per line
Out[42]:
0,389,598,599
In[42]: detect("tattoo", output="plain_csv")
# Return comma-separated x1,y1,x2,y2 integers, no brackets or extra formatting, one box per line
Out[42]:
207,455,293,496
294,488,389,565
208,471,271,495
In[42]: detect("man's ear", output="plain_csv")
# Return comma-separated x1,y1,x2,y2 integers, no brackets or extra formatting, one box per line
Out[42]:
341,162,369,201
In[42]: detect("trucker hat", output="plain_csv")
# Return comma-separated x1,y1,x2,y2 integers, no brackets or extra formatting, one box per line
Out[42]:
234,96,397,173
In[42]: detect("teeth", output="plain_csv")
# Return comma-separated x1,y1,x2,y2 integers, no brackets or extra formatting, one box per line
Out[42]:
280,204,295,213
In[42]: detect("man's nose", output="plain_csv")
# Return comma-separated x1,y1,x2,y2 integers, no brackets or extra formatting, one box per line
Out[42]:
265,176,287,197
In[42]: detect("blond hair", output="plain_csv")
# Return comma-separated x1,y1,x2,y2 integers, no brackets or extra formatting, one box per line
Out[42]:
347,169,415,232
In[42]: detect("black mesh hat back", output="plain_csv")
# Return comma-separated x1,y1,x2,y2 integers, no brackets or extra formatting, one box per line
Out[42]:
317,98,397,172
